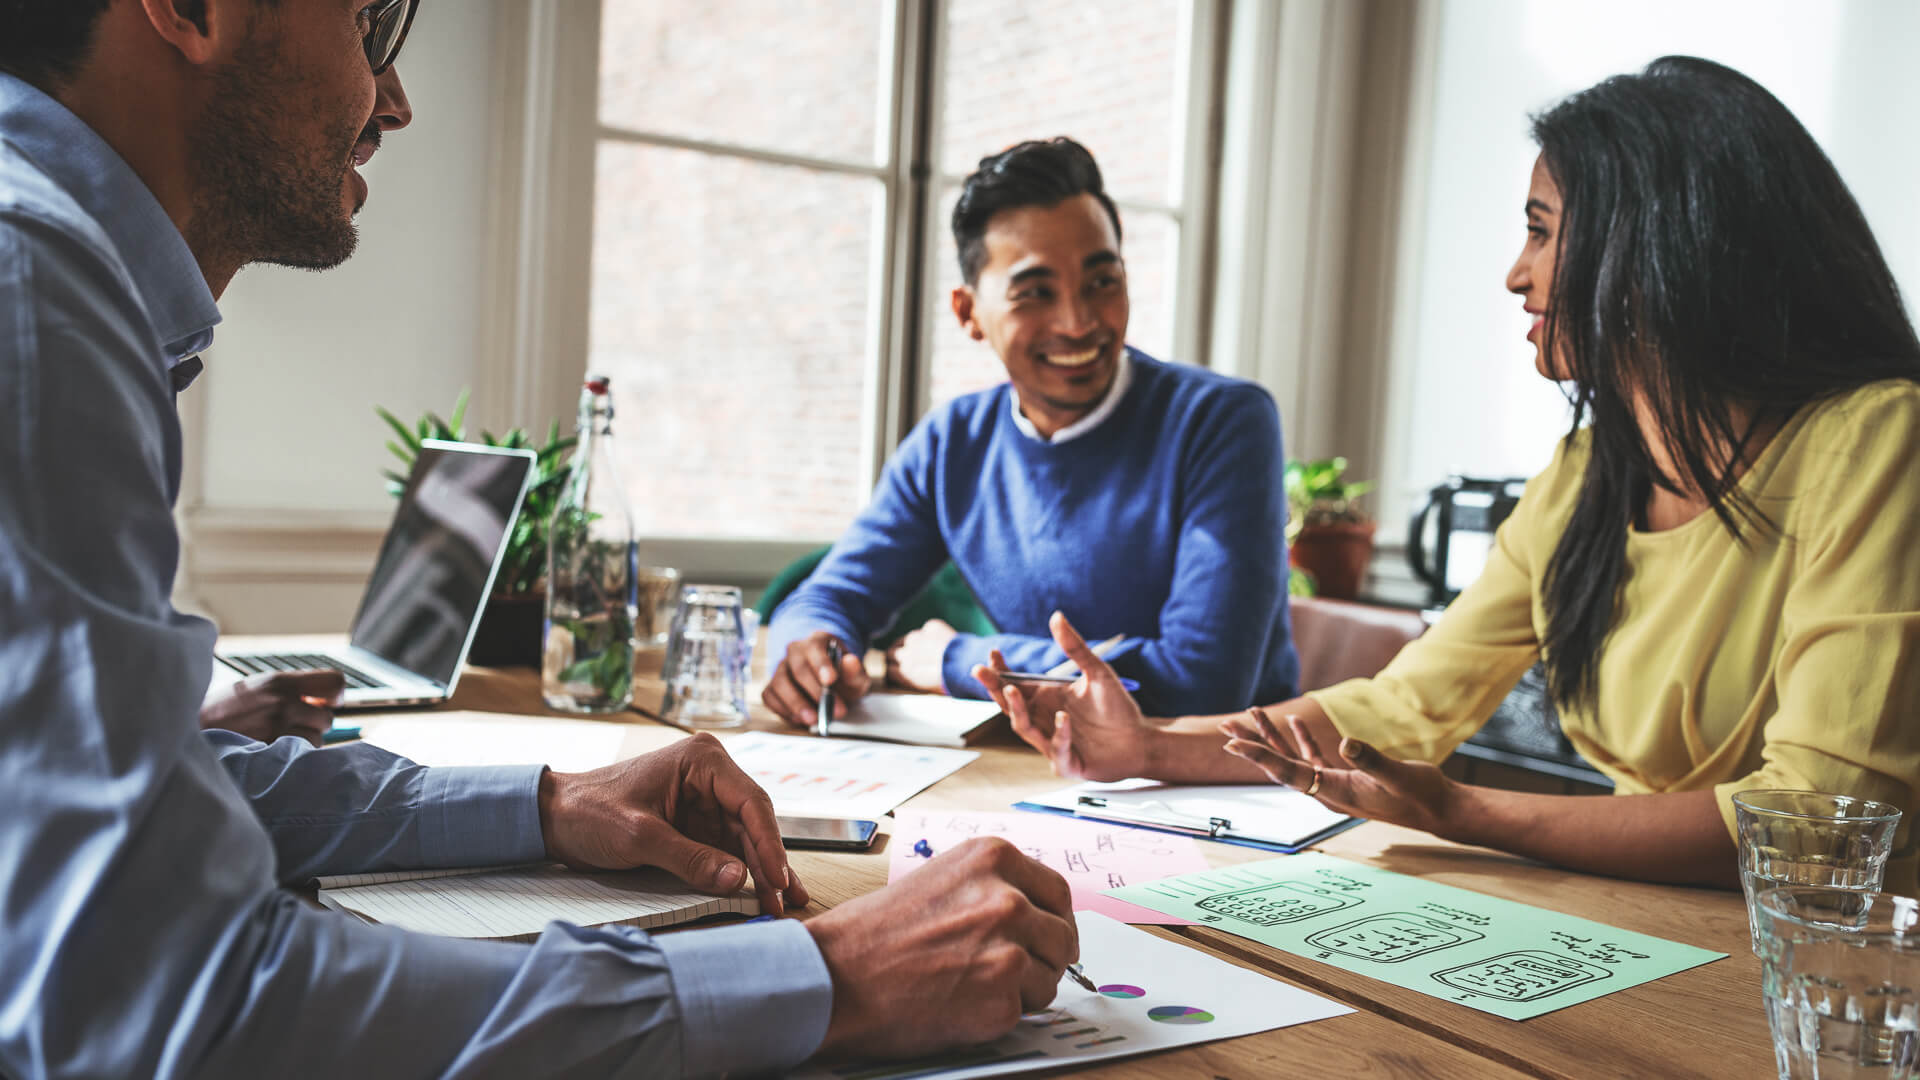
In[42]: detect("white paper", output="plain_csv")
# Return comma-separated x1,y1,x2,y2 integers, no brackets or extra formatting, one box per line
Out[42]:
317,863,753,940
828,693,1001,748
720,731,977,819
790,911,1350,1079
1025,779,1353,848
357,714,636,772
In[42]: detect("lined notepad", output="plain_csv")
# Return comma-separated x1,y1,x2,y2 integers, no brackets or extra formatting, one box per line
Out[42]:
314,864,756,941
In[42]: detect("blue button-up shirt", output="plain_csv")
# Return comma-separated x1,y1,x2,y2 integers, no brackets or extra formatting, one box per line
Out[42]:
0,74,831,1078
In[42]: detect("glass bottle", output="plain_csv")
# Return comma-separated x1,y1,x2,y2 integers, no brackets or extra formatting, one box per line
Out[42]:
542,374,638,712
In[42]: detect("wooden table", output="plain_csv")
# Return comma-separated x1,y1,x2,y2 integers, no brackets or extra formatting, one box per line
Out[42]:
352,656,1771,1079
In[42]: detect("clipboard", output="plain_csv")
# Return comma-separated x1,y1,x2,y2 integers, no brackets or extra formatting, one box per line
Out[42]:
1013,780,1364,854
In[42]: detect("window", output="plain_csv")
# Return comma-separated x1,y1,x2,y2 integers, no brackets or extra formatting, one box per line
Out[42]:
587,0,1219,544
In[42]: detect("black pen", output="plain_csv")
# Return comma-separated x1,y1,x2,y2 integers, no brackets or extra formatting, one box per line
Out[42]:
817,639,842,738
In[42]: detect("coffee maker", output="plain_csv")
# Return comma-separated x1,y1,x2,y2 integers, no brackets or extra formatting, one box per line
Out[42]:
1407,475,1528,605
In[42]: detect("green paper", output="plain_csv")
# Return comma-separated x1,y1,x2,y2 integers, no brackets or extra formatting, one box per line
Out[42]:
1107,854,1725,1020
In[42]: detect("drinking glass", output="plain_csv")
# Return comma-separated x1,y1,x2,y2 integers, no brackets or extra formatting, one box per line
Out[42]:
660,585,750,729
635,565,682,655
1757,886,1920,1078
1736,791,1902,954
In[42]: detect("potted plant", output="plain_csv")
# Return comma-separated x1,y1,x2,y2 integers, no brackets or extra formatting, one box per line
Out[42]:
1285,457,1375,601
378,390,575,667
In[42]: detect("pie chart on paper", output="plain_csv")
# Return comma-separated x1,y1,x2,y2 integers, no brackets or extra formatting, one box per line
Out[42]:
1146,1005,1216,1025
1097,984,1146,999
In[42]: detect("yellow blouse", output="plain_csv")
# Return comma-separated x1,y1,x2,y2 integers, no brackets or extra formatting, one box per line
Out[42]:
1310,380,1920,891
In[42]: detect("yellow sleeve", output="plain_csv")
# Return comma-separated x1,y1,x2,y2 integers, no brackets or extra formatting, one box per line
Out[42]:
1713,386,1920,894
1307,442,1571,763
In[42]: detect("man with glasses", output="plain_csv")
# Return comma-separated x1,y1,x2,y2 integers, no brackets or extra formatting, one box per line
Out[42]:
0,3,1076,1076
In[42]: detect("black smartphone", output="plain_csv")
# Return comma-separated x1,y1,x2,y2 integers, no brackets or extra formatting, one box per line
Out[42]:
778,815,880,851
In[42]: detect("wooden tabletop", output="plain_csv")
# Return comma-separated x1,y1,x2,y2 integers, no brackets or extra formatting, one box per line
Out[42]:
339,650,1769,1079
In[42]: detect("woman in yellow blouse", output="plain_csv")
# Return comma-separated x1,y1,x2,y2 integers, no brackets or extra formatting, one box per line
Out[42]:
974,56,1920,892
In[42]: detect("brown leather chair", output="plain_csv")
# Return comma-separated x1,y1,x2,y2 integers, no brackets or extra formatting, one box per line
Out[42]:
1288,595,1428,693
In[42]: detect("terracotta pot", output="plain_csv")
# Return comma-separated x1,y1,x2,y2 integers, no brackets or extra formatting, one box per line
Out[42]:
1290,520,1376,601
466,590,546,669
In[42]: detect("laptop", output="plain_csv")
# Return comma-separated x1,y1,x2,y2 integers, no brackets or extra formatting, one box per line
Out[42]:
215,440,538,709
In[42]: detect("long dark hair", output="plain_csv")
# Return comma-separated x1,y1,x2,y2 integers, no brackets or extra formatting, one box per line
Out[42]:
1534,56,1920,709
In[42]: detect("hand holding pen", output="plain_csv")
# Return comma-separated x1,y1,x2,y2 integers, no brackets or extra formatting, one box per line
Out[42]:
817,639,843,737
762,629,871,730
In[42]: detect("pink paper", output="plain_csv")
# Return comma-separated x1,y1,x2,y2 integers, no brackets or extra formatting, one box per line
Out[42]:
887,809,1210,925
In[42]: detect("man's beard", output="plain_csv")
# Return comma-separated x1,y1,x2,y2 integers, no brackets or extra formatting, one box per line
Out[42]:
188,38,365,273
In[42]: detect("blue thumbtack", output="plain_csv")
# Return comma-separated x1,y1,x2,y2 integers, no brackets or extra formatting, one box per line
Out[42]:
913,839,934,859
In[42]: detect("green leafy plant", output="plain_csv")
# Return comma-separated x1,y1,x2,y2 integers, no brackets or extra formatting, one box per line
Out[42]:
376,389,576,595
1284,457,1374,542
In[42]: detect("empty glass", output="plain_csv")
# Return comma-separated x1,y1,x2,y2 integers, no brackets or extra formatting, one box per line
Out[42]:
1736,791,1903,954
660,585,750,729
635,565,682,655
1757,886,1920,1078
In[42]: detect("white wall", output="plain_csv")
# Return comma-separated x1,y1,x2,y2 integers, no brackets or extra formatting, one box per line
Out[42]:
197,1,502,516
183,2,503,631
1381,0,1920,534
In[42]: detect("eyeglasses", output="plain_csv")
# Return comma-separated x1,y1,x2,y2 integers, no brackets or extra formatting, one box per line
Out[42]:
364,0,419,76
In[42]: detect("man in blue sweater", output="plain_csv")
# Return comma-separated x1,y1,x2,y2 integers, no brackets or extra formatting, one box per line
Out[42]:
765,137,1299,726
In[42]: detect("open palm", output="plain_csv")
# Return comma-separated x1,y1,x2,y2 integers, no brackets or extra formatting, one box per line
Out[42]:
973,612,1149,782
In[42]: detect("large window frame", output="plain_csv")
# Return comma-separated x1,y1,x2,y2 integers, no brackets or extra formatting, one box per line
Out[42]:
521,0,1226,581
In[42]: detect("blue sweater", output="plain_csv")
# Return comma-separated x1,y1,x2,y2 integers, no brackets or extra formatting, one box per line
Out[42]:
768,351,1300,716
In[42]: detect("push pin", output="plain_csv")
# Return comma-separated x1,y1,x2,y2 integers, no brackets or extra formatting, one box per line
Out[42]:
912,838,934,859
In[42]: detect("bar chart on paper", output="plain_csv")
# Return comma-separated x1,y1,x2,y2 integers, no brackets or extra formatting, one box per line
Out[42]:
790,913,1350,1080
719,732,978,819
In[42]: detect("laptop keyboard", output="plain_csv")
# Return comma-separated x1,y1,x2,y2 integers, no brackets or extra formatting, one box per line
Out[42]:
218,653,388,691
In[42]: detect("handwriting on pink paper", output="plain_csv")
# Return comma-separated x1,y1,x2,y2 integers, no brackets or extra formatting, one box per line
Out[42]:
888,810,1209,925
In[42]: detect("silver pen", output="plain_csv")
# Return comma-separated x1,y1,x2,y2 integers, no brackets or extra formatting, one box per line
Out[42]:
1066,963,1097,993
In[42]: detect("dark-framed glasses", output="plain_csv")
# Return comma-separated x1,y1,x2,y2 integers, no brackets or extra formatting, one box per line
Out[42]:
364,0,419,75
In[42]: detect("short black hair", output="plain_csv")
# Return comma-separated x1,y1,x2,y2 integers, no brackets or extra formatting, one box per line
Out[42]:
0,1,114,88
951,137,1122,285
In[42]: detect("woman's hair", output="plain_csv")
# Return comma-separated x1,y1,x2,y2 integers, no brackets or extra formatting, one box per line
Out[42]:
1532,55,1920,709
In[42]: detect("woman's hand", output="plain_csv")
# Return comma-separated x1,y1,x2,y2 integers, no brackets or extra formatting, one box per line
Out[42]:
1220,708,1464,839
973,612,1149,782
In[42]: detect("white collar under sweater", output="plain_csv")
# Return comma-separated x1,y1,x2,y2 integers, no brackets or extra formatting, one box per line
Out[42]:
1009,349,1134,445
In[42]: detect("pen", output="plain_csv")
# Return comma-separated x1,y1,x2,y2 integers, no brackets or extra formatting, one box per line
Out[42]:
1066,963,1097,993
817,639,843,738
999,671,1141,693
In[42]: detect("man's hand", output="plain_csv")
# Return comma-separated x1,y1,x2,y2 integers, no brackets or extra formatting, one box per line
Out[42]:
200,669,346,747
807,837,1077,1061
973,612,1149,782
537,733,807,916
764,630,872,728
885,619,956,694
1220,708,1461,838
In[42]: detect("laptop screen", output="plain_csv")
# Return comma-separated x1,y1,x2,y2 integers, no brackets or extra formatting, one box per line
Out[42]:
349,442,536,687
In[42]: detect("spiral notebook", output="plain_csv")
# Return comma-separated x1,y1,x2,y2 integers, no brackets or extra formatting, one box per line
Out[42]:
314,863,755,941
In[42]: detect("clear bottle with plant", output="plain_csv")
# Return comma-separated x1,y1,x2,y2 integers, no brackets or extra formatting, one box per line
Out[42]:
542,375,638,712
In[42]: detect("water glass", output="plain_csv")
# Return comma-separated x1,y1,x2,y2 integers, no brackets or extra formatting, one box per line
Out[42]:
1758,886,1920,1078
1737,791,1903,954
660,585,750,729
635,565,682,654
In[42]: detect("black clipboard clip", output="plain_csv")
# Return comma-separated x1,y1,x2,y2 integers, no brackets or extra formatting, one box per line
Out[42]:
1075,794,1235,838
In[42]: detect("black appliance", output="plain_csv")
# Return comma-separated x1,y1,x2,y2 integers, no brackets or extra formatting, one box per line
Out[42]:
1406,475,1528,606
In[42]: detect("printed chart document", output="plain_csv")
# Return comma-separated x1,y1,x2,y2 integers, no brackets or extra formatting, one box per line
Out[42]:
790,911,1349,1080
826,693,1004,748
315,863,754,942
1017,779,1359,852
1108,853,1726,1020
721,731,978,819
889,809,1209,925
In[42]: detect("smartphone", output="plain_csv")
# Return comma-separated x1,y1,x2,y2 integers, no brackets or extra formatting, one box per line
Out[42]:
778,815,880,851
